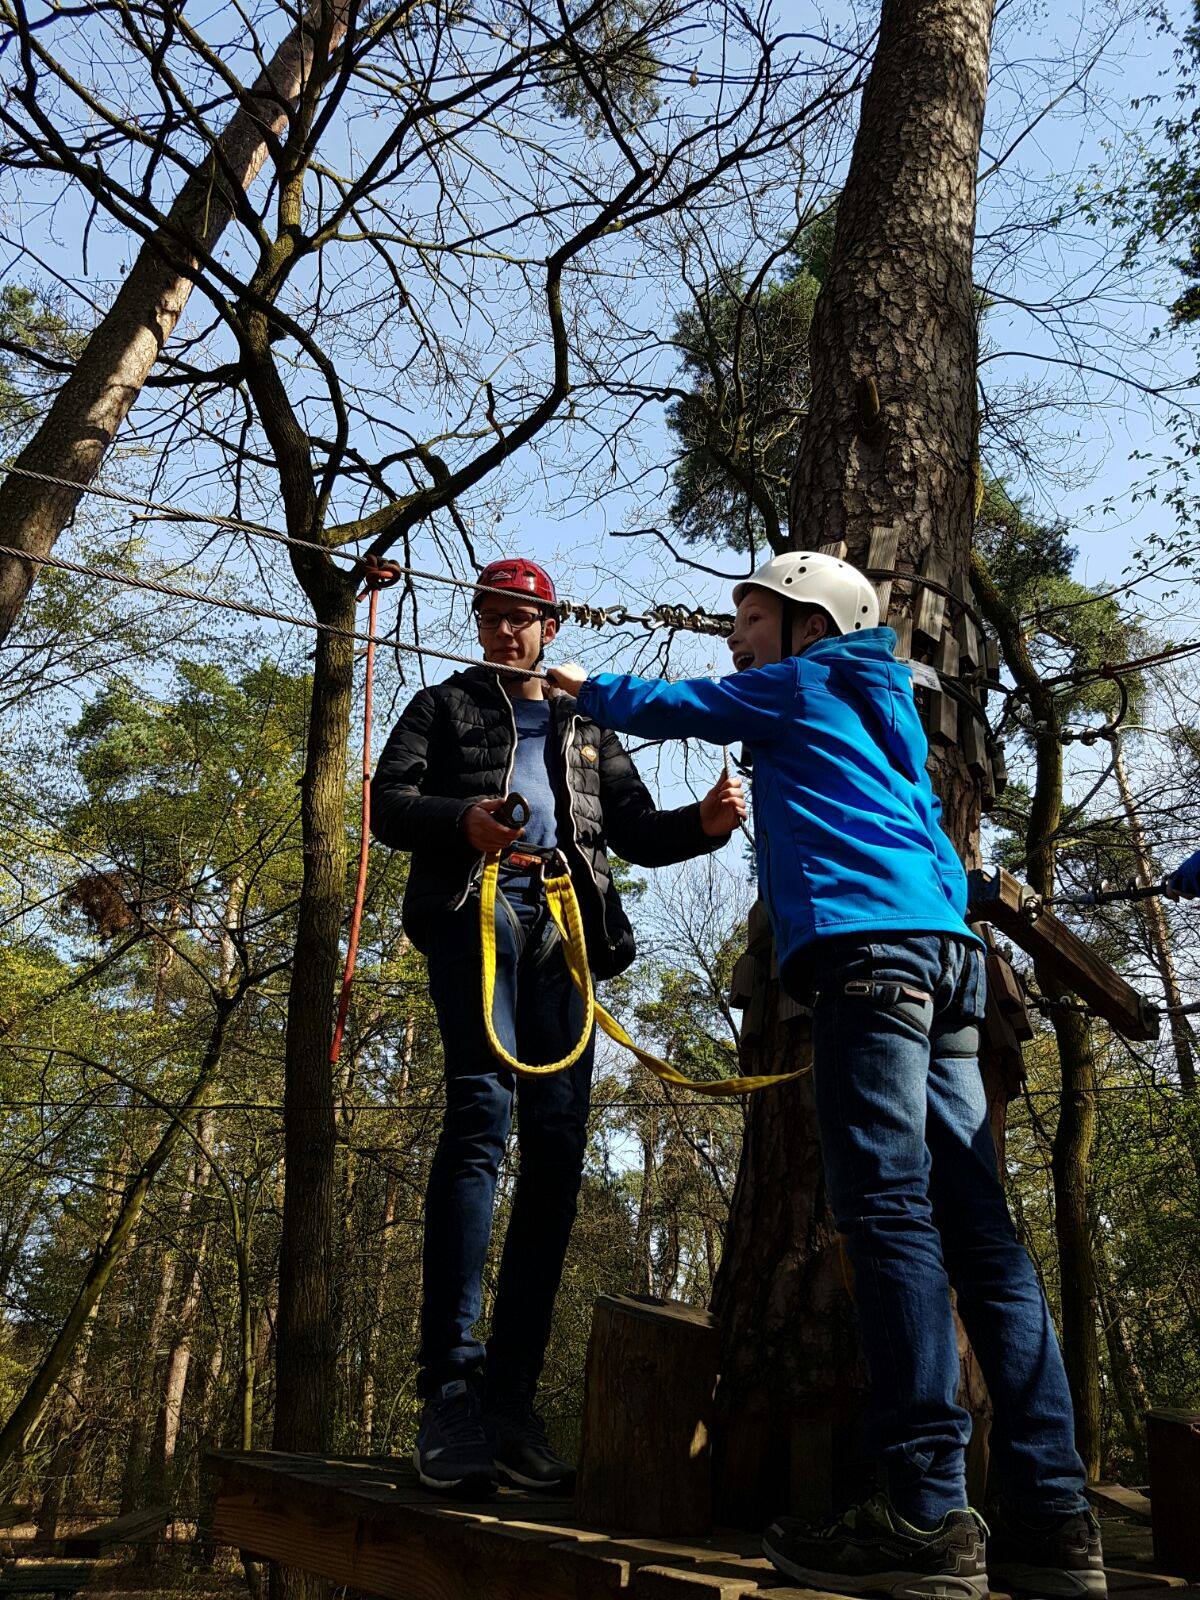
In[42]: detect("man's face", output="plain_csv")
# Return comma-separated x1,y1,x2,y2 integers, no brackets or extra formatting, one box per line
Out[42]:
727,588,785,672
475,594,558,671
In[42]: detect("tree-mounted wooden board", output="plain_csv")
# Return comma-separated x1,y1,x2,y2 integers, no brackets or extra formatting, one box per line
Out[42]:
1147,1408,1200,1576
967,868,1160,1042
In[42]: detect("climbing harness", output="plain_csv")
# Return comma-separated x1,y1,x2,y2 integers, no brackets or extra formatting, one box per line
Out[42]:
477,797,803,1096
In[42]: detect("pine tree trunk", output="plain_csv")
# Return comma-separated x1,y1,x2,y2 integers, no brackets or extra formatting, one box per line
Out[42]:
715,0,997,1525
269,572,356,1600
0,1,349,643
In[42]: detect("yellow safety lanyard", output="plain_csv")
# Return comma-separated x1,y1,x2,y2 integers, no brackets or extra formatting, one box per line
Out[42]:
479,851,806,1096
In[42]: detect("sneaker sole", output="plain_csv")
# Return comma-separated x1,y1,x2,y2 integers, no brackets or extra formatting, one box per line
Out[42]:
989,1562,1108,1599
494,1458,576,1493
411,1446,496,1499
761,1533,990,1600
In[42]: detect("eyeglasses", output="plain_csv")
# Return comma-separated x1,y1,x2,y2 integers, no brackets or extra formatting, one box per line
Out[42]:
476,608,544,634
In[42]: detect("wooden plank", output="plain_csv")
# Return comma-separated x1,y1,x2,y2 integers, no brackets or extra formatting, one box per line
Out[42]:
1088,1484,1153,1524
1148,1409,1200,1577
0,1566,94,1598
728,951,756,1011
818,540,848,559
867,527,900,621
967,868,1160,1042
631,1566,761,1600
913,553,949,643
61,1503,168,1555
212,1482,625,1600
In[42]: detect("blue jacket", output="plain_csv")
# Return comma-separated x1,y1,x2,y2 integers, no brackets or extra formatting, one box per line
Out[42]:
576,629,980,972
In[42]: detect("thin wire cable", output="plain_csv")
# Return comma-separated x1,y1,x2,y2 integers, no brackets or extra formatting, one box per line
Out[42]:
0,461,729,633
0,541,543,681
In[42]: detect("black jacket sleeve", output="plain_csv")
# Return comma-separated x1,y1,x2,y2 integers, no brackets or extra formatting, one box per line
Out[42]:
370,688,480,851
597,728,727,867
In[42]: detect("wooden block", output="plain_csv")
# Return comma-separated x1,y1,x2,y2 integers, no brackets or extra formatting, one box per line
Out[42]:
989,738,1008,797
961,704,988,777
891,614,912,659
913,552,950,642
776,989,812,1029
1148,1409,1200,1576
728,952,756,1012
985,949,1034,1043
1088,1484,1153,1523
968,869,1161,1042
818,540,848,559
984,636,1002,684
576,1296,719,1537
867,527,900,621
935,632,960,679
923,683,957,746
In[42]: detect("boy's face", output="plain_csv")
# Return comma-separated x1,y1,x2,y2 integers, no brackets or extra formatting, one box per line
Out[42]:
475,595,557,671
728,588,785,672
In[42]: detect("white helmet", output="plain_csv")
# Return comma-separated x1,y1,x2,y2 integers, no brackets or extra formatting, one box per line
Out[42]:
732,551,880,635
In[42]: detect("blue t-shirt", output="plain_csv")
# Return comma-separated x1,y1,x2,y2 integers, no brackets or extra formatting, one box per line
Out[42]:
499,698,558,920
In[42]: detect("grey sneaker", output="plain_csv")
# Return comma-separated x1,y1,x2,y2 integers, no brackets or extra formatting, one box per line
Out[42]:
988,1507,1107,1598
412,1377,496,1497
762,1493,990,1600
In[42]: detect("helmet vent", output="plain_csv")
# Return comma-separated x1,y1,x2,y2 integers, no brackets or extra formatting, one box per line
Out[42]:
784,574,794,584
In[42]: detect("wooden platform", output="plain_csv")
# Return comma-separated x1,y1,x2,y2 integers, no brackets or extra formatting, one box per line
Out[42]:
208,1453,1200,1600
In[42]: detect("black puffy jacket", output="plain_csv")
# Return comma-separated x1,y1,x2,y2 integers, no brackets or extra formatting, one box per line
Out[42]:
370,666,723,978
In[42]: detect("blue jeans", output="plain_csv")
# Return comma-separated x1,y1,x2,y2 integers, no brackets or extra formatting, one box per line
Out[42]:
419,892,595,1398
800,934,1088,1527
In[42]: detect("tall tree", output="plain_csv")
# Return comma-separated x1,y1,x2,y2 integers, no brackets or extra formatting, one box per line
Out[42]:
711,0,997,1520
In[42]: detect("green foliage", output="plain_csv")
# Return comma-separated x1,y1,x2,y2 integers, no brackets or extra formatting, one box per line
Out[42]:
1109,2,1200,328
0,285,82,447
542,0,667,130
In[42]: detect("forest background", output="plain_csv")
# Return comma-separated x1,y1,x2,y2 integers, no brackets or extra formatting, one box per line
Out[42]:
0,0,1198,1567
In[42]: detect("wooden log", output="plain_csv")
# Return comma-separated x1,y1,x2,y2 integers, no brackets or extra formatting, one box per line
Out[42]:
1148,1409,1200,1576
61,1505,168,1556
967,868,1160,1042
576,1295,719,1537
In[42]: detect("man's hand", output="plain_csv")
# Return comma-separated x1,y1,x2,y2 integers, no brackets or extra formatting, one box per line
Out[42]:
1167,847,1200,899
461,797,525,853
699,771,748,837
545,661,587,697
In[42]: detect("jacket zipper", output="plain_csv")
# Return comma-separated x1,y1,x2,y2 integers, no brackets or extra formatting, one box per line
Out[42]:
559,707,607,927
450,675,518,913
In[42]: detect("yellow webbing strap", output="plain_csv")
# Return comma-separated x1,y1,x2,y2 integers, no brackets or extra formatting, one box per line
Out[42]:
479,852,806,1096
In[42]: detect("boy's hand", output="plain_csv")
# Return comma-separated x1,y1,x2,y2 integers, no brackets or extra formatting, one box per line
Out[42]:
545,661,587,696
700,771,748,837
462,798,525,853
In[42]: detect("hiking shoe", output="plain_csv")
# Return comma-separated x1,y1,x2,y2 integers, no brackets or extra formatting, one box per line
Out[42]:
762,1493,989,1600
484,1394,576,1492
412,1377,496,1497
988,1506,1107,1598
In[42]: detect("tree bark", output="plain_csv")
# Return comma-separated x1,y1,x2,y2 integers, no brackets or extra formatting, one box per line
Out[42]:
0,1,348,644
269,572,355,1506
715,0,996,1524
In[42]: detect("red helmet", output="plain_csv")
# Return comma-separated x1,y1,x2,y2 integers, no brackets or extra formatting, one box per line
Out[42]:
474,557,557,611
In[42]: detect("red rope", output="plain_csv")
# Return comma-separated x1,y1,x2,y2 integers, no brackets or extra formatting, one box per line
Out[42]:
330,556,403,1067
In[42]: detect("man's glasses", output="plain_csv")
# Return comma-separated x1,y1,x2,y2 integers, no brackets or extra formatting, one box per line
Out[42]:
476,608,544,634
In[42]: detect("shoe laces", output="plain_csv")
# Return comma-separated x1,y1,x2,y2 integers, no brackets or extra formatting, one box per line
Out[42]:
430,1386,485,1445
490,1395,550,1448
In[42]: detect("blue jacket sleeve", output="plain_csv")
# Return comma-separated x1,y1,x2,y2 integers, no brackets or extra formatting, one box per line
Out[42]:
1169,847,1200,898
577,664,796,746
